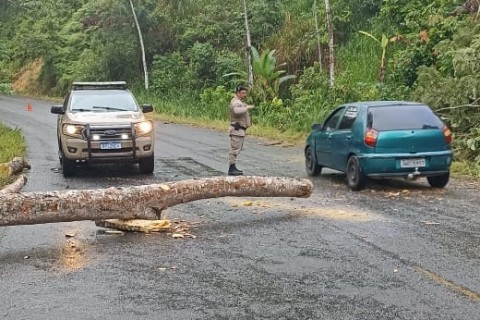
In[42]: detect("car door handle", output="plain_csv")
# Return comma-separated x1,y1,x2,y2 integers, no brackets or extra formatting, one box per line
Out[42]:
346,136,352,141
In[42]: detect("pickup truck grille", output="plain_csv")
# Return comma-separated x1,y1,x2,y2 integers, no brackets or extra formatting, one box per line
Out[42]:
84,125,133,141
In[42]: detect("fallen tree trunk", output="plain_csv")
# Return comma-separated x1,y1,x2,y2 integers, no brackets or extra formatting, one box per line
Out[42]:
0,175,27,194
0,176,313,227
0,157,31,176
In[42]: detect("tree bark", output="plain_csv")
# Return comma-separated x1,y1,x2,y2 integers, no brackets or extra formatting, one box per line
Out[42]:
0,174,27,194
129,0,149,90
0,176,313,227
0,157,30,176
313,0,322,70
242,0,254,87
324,0,335,87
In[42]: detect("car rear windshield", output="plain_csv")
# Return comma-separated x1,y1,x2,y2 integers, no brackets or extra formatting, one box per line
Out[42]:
70,90,138,112
367,105,444,131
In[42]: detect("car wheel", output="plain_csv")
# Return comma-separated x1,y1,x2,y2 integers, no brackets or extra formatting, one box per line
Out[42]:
427,172,449,188
347,156,367,191
139,155,155,174
305,147,322,176
61,152,76,177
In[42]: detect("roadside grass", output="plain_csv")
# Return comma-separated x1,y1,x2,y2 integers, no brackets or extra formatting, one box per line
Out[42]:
149,112,307,146
451,161,480,180
0,123,26,187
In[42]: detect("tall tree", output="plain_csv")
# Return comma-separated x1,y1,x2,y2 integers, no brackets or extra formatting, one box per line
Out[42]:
324,0,334,87
243,0,253,87
129,0,148,89
313,0,322,70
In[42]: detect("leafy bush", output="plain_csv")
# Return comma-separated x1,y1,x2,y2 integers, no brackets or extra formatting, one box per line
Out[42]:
413,23,480,161
187,42,216,87
199,85,231,120
214,50,244,88
150,52,196,95
0,83,12,95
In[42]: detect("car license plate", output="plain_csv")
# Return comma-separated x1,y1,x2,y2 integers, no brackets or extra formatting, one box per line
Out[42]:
100,142,122,150
400,158,426,168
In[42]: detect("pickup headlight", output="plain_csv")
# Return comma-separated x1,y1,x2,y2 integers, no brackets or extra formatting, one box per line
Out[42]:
63,124,84,138
135,120,153,136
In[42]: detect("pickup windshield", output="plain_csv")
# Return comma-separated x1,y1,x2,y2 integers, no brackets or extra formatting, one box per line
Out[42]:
70,90,138,112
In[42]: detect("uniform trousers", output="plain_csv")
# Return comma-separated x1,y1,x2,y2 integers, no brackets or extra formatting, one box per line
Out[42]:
228,134,244,165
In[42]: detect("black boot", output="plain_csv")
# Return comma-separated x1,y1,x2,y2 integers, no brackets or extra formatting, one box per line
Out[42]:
233,164,243,174
228,164,243,176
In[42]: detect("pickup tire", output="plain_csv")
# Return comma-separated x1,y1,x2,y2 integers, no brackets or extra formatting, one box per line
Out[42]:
139,154,155,174
61,152,76,177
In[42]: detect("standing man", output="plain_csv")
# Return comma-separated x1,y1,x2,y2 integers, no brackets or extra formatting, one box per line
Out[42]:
228,85,254,176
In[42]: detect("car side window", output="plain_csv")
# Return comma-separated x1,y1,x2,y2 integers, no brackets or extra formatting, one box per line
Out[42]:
338,106,358,131
324,107,345,131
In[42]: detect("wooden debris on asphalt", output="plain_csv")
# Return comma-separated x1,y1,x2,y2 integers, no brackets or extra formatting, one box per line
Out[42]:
0,175,27,194
95,219,199,239
0,157,31,176
95,219,171,233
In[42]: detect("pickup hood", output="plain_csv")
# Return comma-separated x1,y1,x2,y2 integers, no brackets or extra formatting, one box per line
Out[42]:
67,111,144,124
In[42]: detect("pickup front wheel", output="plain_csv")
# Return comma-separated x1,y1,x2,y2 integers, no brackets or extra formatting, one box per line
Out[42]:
61,152,76,177
139,154,155,174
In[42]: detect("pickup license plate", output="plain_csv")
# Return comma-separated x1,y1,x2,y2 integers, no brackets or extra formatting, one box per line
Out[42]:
100,142,122,150
400,158,426,168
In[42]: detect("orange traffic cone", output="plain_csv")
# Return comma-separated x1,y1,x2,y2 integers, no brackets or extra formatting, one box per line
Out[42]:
26,99,32,111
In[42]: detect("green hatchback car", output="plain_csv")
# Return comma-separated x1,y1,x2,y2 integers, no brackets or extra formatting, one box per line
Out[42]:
305,101,453,190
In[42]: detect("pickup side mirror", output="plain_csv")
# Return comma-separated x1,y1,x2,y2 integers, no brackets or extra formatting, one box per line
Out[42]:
311,123,323,131
51,105,64,115
141,104,153,113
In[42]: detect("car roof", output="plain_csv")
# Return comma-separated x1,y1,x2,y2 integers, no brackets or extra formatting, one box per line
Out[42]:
345,101,427,108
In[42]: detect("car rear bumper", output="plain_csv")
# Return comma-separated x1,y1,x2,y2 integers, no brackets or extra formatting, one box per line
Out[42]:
357,151,452,176
62,136,154,162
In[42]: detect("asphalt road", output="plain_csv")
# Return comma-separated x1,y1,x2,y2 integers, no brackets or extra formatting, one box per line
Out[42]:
1,95,479,319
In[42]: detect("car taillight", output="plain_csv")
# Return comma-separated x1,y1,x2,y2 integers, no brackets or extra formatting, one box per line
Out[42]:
443,125,452,144
364,128,378,147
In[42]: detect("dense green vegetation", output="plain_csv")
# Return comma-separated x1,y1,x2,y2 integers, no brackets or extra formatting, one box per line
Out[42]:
0,0,479,169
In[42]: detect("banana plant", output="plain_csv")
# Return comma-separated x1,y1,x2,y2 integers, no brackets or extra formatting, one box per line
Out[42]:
223,46,295,102
250,46,296,101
